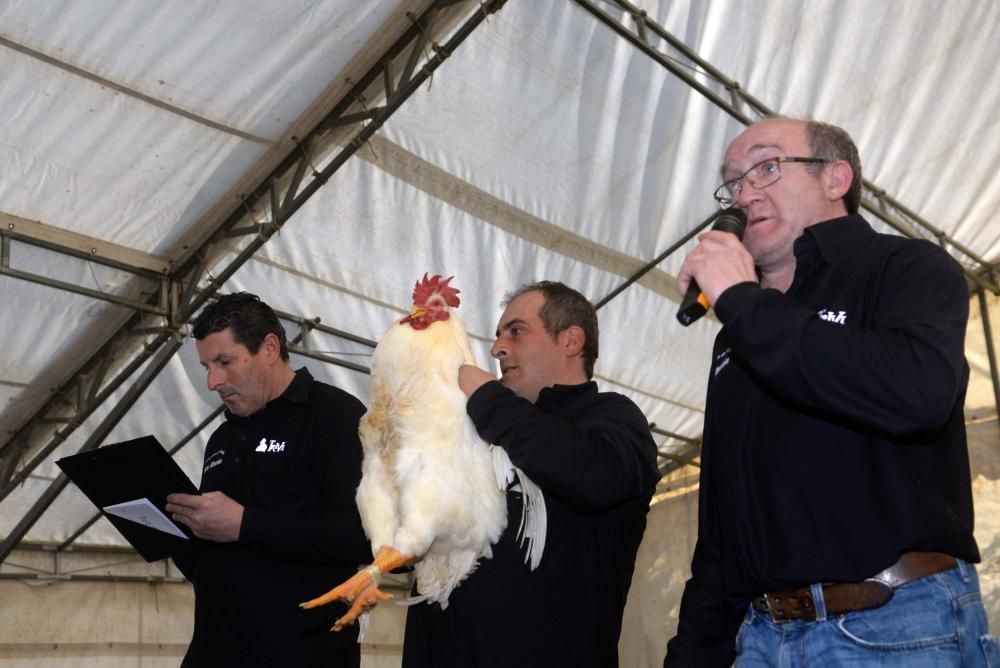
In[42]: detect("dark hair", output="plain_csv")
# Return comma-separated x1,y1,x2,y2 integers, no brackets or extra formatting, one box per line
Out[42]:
191,292,289,361
806,120,863,215
503,281,599,379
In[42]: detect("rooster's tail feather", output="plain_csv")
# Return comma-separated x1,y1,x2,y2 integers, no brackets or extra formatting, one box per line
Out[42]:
491,446,547,571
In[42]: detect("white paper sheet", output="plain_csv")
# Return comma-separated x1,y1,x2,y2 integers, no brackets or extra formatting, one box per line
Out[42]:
102,498,189,540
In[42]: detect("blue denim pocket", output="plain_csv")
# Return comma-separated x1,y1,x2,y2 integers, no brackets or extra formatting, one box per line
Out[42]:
834,573,959,652
982,634,1000,667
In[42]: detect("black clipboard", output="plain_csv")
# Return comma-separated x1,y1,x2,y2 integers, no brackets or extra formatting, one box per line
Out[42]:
56,435,206,562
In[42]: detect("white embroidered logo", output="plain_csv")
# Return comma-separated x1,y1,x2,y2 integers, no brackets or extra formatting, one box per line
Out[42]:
713,347,732,377
255,438,286,453
818,309,847,325
204,449,225,472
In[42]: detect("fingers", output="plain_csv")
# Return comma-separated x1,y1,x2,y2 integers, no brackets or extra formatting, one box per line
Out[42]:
165,493,198,512
678,230,756,307
676,267,694,297
165,492,242,542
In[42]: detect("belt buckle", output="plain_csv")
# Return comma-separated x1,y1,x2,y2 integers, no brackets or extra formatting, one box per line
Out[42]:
760,593,787,624
762,589,817,623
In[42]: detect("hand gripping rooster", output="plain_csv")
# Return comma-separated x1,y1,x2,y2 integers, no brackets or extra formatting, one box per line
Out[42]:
301,274,545,631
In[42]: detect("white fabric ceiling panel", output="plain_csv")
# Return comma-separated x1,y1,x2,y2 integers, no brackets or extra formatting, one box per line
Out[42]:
212,152,719,446
0,0,398,136
1,282,106,387
0,0,411,255
597,284,714,419
676,0,1000,262
0,43,256,252
0,281,138,436
379,0,743,264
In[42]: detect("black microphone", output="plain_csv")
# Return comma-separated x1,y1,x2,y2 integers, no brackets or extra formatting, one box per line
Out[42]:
676,207,748,327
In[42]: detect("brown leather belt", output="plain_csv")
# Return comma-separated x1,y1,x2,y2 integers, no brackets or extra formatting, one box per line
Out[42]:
751,551,956,623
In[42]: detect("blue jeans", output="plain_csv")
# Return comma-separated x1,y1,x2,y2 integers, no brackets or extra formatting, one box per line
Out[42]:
735,560,1000,666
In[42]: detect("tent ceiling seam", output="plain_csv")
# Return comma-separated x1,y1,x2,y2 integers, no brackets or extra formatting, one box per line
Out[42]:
245,253,699,411
0,34,272,145
358,134,686,304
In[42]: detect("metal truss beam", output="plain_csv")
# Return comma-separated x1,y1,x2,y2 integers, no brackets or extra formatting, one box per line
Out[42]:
0,311,180,504
0,337,183,562
1,542,184,584
0,0,509,556
572,0,1000,296
650,425,701,476
1,212,171,315
1,212,171,275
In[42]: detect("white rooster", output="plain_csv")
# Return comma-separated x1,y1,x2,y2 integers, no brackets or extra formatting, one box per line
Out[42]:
301,273,544,630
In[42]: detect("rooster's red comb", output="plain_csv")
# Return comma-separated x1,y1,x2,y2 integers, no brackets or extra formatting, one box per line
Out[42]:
412,273,460,308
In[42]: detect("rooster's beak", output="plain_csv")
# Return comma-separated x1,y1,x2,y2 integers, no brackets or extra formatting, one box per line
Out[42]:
409,304,429,319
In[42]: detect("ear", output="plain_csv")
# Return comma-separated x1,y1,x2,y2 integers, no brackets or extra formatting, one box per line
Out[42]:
260,332,283,363
559,325,585,358
825,160,853,202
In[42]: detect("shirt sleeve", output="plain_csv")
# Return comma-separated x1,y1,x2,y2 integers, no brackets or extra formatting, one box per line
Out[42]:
239,391,372,566
664,544,743,666
465,381,659,511
663,432,744,667
713,242,969,435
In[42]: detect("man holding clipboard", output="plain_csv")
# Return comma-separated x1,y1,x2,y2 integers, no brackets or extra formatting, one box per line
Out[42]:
165,293,370,667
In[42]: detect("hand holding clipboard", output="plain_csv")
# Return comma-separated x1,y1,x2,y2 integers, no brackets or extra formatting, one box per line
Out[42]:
57,435,206,562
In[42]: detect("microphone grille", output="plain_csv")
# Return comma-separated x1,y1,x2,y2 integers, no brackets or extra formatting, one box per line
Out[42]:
712,207,748,239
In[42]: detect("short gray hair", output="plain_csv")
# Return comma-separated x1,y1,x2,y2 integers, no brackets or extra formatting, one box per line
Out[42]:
503,281,599,379
806,120,863,214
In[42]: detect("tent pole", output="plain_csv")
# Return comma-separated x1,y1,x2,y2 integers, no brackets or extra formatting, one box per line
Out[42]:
594,211,717,310
977,288,1000,420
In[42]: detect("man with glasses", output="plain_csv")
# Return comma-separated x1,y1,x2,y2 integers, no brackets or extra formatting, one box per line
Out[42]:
663,117,993,666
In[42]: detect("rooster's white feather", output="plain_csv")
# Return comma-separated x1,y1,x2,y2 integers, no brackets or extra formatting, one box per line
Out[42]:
356,295,544,607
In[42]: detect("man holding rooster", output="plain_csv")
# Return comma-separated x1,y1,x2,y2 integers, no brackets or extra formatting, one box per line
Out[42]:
402,280,660,667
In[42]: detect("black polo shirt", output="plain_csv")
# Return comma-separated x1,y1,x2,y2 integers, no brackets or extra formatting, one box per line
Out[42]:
403,380,660,668
178,368,371,668
666,215,979,666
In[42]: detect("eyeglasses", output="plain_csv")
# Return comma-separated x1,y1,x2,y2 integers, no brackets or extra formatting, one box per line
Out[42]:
713,156,830,206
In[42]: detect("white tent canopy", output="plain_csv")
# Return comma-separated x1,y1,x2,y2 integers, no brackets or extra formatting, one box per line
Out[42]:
1,0,998,664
